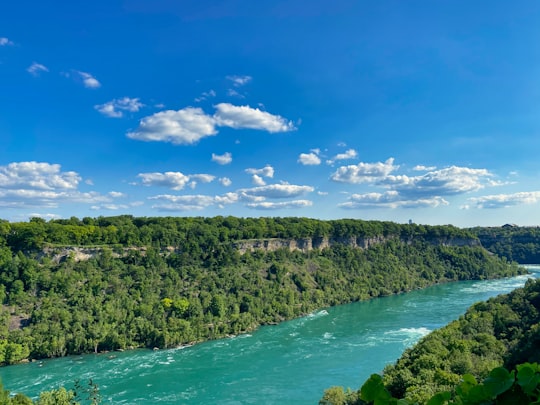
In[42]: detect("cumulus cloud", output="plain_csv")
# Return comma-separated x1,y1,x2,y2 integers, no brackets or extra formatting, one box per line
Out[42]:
138,172,190,190
108,191,126,198
0,162,119,209
128,104,295,145
386,166,493,198
239,183,314,200
29,213,61,220
331,159,500,210
298,152,321,166
246,200,313,210
27,62,49,76
0,37,14,46
226,75,252,87
0,162,80,190
137,171,215,190
191,174,215,183
251,174,266,186
215,192,239,206
95,97,144,118
212,152,232,165
213,103,296,133
331,158,398,184
339,191,449,209
468,191,540,209
149,192,238,211
245,164,274,178
327,149,357,165
75,71,101,88
413,165,437,171
219,177,232,187
127,108,217,145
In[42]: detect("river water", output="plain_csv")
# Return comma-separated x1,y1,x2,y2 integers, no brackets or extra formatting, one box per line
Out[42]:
1,265,539,404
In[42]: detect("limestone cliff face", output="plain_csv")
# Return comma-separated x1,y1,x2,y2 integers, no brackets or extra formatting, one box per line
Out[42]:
41,235,480,262
234,235,480,254
234,235,398,254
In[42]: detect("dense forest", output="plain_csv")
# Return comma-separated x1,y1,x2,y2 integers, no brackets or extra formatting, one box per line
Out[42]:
471,225,540,264
0,216,522,365
321,277,540,404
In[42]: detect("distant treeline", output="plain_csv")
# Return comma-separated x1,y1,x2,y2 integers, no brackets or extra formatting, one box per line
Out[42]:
321,277,540,404
470,226,540,264
0,216,522,365
2,215,474,252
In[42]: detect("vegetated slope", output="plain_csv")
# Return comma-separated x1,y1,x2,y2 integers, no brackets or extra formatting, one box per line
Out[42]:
471,225,540,264
322,277,540,404
382,277,540,403
0,216,522,364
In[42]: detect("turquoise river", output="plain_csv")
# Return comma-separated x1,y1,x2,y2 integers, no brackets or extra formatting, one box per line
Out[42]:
1,265,539,404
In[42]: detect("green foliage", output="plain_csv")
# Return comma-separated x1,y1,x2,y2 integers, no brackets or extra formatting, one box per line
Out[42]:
471,226,540,263
322,363,540,404
0,379,100,405
0,216,522,363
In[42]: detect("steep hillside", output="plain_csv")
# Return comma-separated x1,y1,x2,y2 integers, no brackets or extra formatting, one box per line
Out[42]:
0,217,522,364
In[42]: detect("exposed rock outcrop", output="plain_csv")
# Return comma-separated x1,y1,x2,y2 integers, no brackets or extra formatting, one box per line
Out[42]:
40,234,480,263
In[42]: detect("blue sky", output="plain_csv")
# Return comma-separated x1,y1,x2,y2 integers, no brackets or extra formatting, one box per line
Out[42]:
1,0,539,226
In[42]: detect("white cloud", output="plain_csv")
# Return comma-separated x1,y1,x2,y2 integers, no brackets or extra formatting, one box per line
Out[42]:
226,75,252,87
298,152,321,166
213,103,296,133
386,166,493,197
91,201,143,211
137,171,214,190
212,152,232,165
0,189,110,209
0,162,80,190
215,192,239,205
219,177,232,187
0,37,14,46
75,71,101,88
239,183,314,199
251,174,266,186
108,191,126,198
95,97,144,118
128,104,295,145
137,172,190,190
27,62,49,76
194,89,216,102
191,174,215,183
149,194,215,211
327,149,358,165
149,192,238,211
246,200,313,210
29,213,61,220
468,191,540,209
245,164,274,178
0,167,120,208
339,191,449,209
331,158,398,184
413,165,437,171
127,108,217,145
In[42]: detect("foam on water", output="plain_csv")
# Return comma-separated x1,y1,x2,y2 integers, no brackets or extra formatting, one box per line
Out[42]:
308,309,329,318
